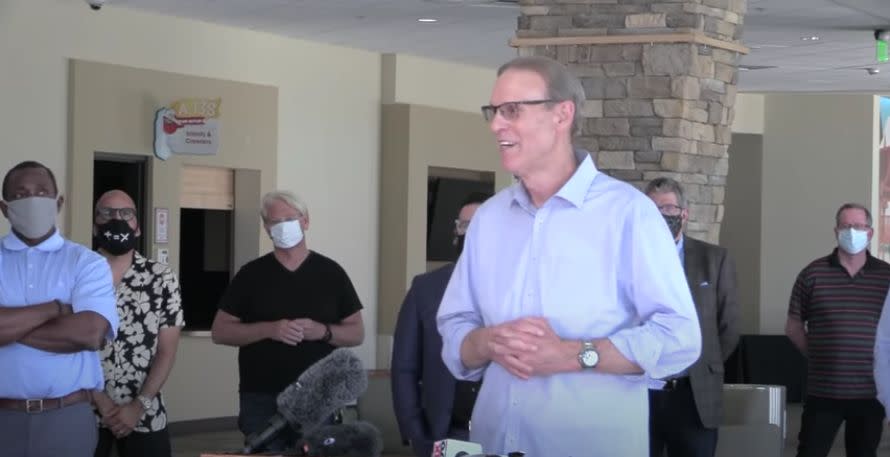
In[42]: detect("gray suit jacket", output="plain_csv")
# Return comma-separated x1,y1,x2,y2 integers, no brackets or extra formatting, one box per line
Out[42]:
683,236,740,429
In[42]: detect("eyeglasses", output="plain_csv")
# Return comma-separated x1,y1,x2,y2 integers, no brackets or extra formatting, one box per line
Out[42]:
454,219,471,235
837,223,871,231
96,207,137,221
481,99,560,122
657,204,684,216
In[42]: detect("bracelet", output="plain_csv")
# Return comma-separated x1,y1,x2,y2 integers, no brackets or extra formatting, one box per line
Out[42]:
321,324,333,343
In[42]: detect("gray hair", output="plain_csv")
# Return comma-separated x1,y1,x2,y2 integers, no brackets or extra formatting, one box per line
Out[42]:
497,56,586,137
835,202,872,227
260,190,308,221
644,177,687,208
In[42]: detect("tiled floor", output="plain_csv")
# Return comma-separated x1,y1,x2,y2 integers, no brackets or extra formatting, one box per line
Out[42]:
168,403,890,457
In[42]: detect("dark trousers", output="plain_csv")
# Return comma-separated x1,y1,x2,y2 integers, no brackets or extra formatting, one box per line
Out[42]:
94,427,172,457
649,379,718,457
795,396,885,457
238,392,337,453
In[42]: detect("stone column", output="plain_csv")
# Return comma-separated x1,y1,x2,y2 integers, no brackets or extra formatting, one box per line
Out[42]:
513,0,747,243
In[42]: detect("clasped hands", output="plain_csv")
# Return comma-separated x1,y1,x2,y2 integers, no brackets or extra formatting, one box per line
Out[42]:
93,391,142,438
482,316,577,380
269,318,326,346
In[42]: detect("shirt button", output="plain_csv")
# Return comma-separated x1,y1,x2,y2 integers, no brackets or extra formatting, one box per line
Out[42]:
28,284,34,288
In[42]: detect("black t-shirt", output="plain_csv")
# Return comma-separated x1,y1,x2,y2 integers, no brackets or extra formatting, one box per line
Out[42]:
218,251,363,394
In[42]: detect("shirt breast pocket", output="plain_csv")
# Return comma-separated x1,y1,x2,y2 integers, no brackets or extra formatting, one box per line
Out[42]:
48,274,73,309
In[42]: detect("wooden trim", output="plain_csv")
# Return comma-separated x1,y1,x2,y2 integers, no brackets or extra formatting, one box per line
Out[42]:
510,32,749,55
180,165,235,210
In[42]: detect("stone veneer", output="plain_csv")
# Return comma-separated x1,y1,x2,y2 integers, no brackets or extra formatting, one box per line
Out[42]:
514,0,748,243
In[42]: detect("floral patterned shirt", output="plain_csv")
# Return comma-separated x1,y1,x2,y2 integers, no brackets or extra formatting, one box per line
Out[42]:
99,252,185,432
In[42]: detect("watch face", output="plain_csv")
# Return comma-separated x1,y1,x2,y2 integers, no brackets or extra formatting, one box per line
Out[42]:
581,349,599,368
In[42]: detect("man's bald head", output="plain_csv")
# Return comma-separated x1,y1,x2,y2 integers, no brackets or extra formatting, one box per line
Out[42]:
94,189,140,235
96,189,136,210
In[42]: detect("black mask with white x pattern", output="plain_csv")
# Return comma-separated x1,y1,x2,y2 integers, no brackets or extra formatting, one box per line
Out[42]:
95,219,138,256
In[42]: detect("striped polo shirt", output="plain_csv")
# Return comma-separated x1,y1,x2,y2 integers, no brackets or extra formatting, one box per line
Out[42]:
788,249,890,399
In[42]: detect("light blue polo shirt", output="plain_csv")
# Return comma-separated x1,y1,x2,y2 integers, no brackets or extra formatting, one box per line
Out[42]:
0,230,118,399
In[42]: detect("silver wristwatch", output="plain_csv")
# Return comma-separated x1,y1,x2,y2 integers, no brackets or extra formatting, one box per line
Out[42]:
136,394,152,411
578,341,600,369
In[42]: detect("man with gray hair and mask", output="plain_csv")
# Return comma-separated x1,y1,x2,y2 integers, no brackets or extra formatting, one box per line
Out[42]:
211,190,365,453
645,176,739,457
0,160,119,457
437,56,701,457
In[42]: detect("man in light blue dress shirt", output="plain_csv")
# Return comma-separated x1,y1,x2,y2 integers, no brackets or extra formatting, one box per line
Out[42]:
437,56,702,457
875,293,890,420
0,161,118,457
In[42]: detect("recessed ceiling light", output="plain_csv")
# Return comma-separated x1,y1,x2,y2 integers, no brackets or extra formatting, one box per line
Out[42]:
417,18,438,23
801,36,821,41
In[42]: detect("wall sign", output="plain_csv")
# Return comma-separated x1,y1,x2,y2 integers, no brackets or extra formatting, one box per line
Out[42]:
155,207,169,244
154,98,222,160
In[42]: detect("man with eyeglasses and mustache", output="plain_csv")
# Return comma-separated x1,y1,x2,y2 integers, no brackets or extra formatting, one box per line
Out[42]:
89,190,184,457
436,56,701,457
0,160,119,457
787,203,890,457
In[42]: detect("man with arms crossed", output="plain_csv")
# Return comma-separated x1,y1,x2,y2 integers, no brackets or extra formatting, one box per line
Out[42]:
0,160,118,457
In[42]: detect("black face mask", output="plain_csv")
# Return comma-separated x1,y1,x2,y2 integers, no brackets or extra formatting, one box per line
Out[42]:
663,214,683,239
453,234,466,258
95,219,138,256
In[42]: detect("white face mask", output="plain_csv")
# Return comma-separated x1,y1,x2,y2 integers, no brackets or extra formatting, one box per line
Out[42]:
269,219,304,249
838,228,869,255
4,196,58,239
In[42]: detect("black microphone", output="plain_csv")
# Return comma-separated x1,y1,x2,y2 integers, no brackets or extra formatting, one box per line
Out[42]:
299,420,383,457
242,348,369,454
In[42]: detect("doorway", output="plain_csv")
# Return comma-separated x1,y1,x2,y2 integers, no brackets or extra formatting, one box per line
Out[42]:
179,165,236,330
93,154,148,255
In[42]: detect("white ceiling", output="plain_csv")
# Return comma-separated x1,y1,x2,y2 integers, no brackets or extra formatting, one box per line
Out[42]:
112,0,890,92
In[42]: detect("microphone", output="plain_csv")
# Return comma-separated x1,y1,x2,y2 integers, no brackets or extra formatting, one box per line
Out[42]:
242,348,369,454
299,420,383,457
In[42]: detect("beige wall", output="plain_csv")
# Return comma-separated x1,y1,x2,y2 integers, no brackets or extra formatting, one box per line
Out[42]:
732,94,765,135
382,54,497,114
759,94,876,334
0,0,380,422
721,133,764,335
68,60,278,271
376,103,513,368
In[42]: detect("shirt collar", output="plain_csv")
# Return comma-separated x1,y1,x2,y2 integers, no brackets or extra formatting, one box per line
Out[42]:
510,148,599,210
2,229,64,252
676,233,685,256
827,247,882,270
